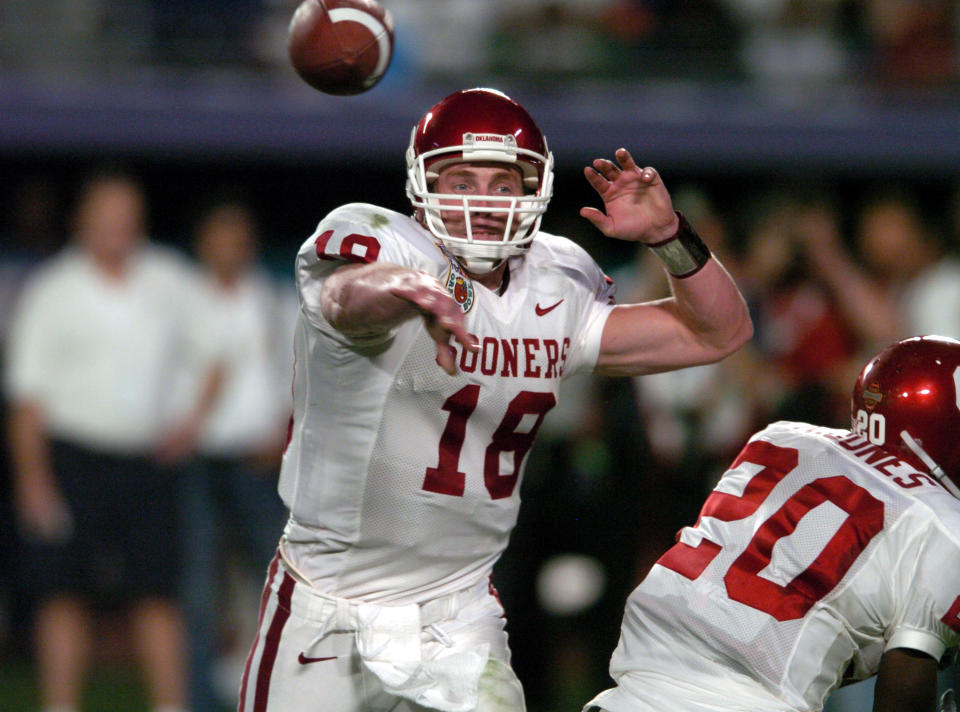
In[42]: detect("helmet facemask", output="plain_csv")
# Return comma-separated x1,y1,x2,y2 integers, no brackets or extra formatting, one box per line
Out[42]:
405,88,555,274
406,130,554,273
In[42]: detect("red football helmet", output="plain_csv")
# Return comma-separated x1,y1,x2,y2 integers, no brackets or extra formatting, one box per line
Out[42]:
851,335,960,498
405,88,554,272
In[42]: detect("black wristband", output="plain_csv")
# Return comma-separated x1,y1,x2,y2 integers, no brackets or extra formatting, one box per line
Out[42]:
646,211,711,278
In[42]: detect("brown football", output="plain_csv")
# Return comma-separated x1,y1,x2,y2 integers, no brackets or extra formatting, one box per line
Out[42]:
287,0,394,96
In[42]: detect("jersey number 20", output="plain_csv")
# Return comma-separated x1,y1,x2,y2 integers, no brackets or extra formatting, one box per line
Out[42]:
657,440,885,621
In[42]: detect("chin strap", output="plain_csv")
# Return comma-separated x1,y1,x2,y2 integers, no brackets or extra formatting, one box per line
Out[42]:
900,430,960,498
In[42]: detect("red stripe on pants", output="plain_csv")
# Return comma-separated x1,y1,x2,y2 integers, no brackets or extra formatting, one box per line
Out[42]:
252,571,296,712
238,553,280,711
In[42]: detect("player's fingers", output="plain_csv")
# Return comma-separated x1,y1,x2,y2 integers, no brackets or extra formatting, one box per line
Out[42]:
639,166,661,184
429,303,474,348
423,317,455,369
424,309,475,374
580,206,612,234
615,147,640,172
592,158,620,180
453,328,478,353
414,288,459,324
583,166,609,192
434,342,457,375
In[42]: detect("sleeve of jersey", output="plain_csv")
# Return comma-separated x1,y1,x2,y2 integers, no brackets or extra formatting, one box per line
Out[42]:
561,245,617,377
295,205,416,342
885,517,960,661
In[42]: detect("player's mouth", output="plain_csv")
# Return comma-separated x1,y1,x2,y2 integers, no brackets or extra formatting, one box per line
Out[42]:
469,220,507,237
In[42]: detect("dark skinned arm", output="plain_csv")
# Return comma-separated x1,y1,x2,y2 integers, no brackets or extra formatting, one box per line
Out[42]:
873,647,938,712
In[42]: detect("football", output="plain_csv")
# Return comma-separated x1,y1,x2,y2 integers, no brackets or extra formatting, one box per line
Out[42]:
287,0,394,96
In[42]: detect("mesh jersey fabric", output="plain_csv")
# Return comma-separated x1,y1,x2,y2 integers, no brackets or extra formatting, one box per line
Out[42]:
279,203,616,604
594,421,960,712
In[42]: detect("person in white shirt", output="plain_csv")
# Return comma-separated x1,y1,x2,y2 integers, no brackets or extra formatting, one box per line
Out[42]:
5,170,195,712
585,335,960,712
237,87,753,712
176,200,295,712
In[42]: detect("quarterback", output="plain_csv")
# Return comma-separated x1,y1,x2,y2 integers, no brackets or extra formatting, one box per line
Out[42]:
238,88,752,712
586,335,960,712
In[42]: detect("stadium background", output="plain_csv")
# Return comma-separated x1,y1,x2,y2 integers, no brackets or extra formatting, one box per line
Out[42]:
2,1,960,710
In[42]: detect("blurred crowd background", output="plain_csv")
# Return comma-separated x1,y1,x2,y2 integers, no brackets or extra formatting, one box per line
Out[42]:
2,1,960,711
4,0,960,87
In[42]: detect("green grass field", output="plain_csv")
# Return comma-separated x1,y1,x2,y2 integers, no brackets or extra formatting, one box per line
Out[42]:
0,657,150,712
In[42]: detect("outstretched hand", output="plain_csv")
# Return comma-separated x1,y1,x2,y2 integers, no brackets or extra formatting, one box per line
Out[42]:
580,148,679,244
389,274,478,375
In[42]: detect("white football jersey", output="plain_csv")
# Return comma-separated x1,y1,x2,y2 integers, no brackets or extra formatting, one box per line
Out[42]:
279,203,615,604
594,421,960,712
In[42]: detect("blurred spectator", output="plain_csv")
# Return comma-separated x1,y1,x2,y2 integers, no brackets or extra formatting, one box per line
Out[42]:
0,0,152,73
897,183,960,338
0,176,63,344
150,0,265,68
861,0,958,87
176,200,295,712
488,0,619,81
4,170,193,712
743,186,951,430
737,191,865,427
0,175,64,660
598,0,743,80
829,187,941,348
723,0,853,88
377,0,505,82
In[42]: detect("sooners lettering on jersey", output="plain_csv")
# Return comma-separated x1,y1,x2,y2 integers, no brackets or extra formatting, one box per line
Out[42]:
455,336,570,379
282,203,615,603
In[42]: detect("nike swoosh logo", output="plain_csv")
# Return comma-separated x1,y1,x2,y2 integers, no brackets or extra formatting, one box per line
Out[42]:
535,299,564,316
298,653,338,664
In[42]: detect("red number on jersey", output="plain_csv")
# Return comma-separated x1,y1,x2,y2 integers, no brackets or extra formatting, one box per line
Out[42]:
725,475,884,621
943,595,960,634
423,386,556,500
658,440,797,579
658,440,886,621
314,230,381,264
484,391,556,499
422,385,480,496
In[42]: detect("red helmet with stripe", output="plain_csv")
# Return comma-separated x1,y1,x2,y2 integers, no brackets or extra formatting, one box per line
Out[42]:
405,88,554,272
